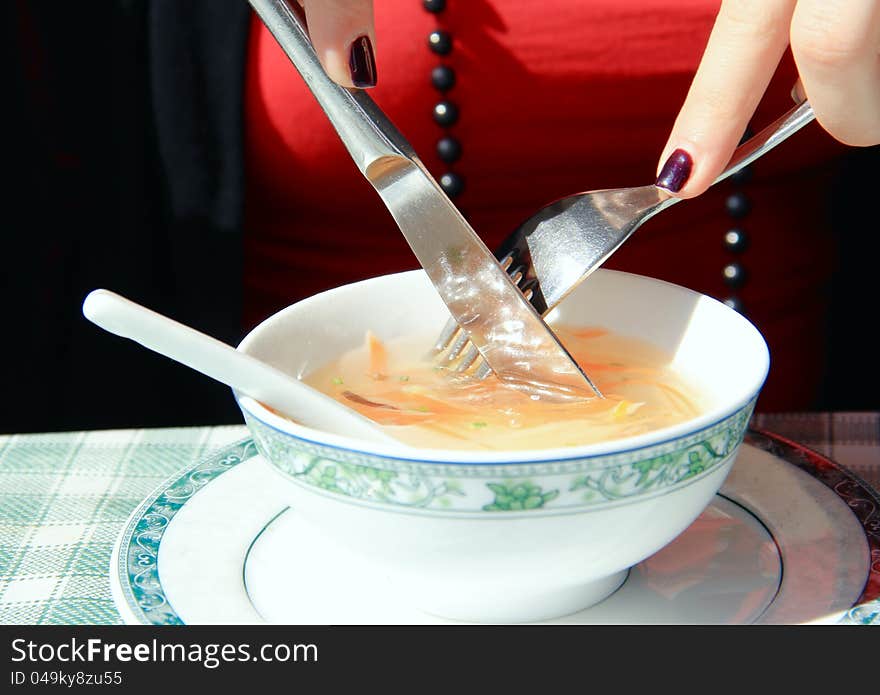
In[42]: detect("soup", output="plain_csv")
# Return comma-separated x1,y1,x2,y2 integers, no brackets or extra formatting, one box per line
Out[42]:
303,326,705,450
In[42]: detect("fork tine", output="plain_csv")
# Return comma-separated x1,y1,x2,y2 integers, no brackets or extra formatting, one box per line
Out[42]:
453,343,481,372
444,329,472,361
474,360,492,380
507,267,524,286
433,317,462,353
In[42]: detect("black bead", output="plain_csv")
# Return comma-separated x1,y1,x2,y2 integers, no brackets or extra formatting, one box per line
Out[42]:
723,296,745,314
440,172,464,197
725,192,751,219
428,30,453,55
437,136,461,163
723,228,749,253
722,262,747,289
431,65,456,91
730,165,753,185
422,0,446,13
433,100,459,126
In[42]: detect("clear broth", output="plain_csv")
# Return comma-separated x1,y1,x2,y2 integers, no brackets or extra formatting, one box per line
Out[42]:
304,326,705,451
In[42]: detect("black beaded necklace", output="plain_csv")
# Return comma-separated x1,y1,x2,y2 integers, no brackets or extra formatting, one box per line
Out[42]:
423,0,464,198
723,131,753,314
422,0,751,315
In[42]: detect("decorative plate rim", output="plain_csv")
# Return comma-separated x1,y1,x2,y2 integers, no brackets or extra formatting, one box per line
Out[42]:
746,428,880,611
110,439,259,626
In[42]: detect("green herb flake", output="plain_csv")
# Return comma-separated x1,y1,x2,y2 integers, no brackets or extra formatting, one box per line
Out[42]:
398,375,410,382
332,376,344,385
470,421,488,429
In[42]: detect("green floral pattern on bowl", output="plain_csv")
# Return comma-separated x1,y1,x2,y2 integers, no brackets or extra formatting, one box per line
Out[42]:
243,399,755,516
483,483,559,511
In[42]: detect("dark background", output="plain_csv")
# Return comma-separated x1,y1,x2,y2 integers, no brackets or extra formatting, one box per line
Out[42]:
3,1,878,435
3,0,247,433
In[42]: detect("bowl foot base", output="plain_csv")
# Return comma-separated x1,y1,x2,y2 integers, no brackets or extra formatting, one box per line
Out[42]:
414,569,630,624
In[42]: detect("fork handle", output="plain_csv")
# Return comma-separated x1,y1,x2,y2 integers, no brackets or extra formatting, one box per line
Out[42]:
248,0,416,172
714,100,816,186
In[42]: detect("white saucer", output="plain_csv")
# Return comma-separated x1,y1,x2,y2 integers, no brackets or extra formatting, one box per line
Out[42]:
110,432,880,625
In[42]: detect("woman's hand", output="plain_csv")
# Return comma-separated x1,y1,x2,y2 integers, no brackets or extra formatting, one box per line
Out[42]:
298,0,377,88
656,0,880,196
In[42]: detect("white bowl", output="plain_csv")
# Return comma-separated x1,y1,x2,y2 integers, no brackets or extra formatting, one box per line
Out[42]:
236,269,769,622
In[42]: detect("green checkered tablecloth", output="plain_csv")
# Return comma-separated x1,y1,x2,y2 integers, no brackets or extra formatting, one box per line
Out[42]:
1,415,878,625
0,426,248,625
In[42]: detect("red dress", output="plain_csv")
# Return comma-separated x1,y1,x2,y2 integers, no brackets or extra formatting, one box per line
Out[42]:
242,0,845,411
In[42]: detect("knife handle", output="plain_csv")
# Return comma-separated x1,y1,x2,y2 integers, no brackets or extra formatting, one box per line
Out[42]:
248,0,417,173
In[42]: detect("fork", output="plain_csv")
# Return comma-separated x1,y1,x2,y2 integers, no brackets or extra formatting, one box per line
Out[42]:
434,100,817,374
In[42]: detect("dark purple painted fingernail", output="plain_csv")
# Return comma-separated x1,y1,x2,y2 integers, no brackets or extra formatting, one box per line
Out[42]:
349,35,376,88
655,149,693,193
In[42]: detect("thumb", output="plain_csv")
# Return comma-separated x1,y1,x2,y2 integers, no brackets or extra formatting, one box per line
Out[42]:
303,0,377,88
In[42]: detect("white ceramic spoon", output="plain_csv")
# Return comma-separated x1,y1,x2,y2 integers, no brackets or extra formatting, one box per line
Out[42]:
82,289,402,446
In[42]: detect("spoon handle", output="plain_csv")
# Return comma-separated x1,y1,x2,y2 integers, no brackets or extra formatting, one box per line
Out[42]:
82,290,398,445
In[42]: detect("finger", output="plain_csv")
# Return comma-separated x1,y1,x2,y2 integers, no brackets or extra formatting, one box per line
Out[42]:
303,0,377,88
656,0,796,197
791,0,880,146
